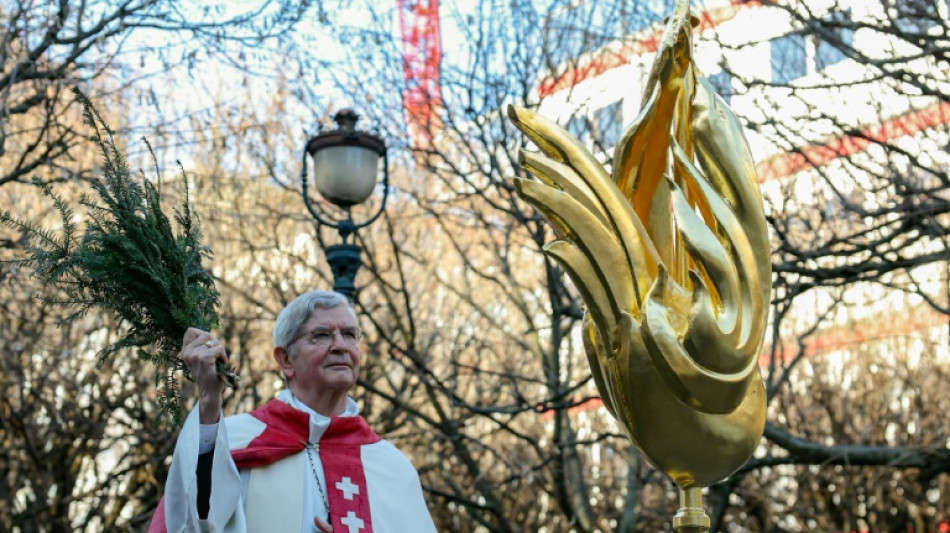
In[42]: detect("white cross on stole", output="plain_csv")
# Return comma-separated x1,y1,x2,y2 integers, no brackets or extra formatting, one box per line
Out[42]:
335,476,360,500
340,511,365,533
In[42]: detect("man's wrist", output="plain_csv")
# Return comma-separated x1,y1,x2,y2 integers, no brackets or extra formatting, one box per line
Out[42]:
198,394,222,424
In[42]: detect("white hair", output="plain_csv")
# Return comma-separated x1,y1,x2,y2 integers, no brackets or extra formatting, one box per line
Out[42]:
273,290,355,357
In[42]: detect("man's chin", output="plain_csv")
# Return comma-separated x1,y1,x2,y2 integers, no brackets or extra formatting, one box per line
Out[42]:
324,365,355,377
321,370,356,389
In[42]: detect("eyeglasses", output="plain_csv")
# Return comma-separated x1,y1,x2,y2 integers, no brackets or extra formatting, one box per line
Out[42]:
296,326,362,347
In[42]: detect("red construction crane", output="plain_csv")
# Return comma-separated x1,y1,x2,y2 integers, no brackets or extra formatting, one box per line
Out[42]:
397,0,442,146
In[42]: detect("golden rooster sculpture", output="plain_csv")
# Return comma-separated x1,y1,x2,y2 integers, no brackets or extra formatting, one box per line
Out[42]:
507,0,770,529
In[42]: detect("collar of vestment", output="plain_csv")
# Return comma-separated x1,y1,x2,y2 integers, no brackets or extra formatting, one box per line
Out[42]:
231,393,381,470
283,389,361,443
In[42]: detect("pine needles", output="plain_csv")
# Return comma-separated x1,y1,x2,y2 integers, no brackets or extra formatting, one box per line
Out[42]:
0,88,238,422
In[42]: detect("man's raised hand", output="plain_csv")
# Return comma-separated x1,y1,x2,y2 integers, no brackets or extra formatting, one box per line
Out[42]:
181,327,229,424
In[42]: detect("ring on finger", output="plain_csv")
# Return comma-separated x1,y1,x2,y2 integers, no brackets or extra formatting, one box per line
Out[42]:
205,340,215,348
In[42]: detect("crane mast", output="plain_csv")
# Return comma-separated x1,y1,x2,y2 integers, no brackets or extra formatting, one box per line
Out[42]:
397,0,442,147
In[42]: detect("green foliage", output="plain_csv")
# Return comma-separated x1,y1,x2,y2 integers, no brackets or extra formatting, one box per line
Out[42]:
0,88,238,422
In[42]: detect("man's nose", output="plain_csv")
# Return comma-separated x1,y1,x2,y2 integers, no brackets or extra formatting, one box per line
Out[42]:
328,329,348,349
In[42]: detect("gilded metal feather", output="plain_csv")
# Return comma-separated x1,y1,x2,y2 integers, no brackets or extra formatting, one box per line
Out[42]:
508,0,771,528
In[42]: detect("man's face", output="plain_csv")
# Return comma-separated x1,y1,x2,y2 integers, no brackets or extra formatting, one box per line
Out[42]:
286,305,361,393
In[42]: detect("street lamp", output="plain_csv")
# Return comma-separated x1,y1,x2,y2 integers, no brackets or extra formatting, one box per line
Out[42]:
302,109,388,299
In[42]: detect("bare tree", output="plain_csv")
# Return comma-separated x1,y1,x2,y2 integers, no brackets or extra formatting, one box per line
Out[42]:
0,0,313,190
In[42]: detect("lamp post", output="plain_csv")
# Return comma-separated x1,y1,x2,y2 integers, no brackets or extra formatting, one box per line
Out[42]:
301,109,388,299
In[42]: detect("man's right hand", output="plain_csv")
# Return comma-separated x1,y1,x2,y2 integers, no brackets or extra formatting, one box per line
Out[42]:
181,327,229,424
314,516,333,533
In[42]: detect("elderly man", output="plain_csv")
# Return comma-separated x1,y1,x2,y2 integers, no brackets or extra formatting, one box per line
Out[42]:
149,290,437,533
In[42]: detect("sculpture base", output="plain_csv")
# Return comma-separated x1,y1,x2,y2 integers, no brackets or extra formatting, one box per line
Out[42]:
672,487,710,533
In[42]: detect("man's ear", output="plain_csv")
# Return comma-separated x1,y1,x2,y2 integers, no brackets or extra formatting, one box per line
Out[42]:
273,346,295,380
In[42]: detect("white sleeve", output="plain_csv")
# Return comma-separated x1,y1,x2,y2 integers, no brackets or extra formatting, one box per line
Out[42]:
199,423,218,455
163,404,244,532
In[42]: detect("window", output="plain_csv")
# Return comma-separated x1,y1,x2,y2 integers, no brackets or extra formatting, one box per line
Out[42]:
545,1,608,61
816,10,853,71
708,70,733,103
595,102,623,148
617,0,703,36
770,10,853,82
893,0,941,33
771,33,807,84
547,0,707,62
563,104,621,152
641,0,675,27
566,115,591,145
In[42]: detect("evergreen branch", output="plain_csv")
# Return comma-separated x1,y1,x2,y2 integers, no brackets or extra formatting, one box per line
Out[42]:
0,88,238,423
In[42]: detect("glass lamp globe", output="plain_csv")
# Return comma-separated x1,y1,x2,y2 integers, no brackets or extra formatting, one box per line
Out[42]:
307,109,386,208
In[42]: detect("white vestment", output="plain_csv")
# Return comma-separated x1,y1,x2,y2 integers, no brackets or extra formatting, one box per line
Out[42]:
156,390,437,533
